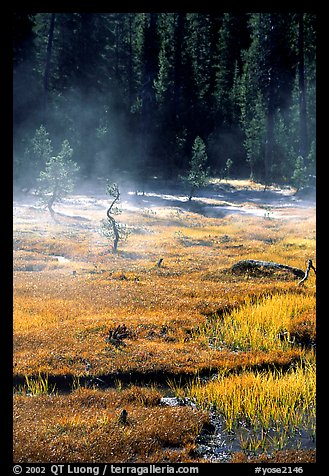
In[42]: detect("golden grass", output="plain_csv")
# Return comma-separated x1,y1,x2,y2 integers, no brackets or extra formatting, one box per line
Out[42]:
13,181,316,462
200,292,316,352
13,386,208,463
185,361,315,431
168,361,316,456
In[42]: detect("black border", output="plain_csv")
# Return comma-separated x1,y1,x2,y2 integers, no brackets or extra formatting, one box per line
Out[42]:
9,2,322,473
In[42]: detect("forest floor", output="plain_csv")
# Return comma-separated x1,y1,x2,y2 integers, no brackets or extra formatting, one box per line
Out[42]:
13,178,316,464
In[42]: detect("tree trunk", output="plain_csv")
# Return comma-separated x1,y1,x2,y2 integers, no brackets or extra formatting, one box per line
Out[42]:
298,13,308,158
264,110,274,189
174,13,185,123
127,14,134,109
106,215,119,253
43,13,56,124
106,186,121,253
47,194,56,219
47,183,58,219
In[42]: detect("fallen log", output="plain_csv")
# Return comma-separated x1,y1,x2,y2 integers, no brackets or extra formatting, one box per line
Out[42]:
231,259,305,279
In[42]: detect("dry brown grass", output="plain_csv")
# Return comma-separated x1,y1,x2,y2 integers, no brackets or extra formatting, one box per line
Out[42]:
13,181,316,463
13,386,207,463
231,449,316,463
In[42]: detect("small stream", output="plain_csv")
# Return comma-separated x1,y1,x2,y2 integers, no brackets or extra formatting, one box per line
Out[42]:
160,396,316,462
13,371,316,462
52,255,71,263
160,397,235,461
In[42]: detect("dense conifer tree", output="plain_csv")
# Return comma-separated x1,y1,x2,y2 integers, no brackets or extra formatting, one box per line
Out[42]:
13,12,316,188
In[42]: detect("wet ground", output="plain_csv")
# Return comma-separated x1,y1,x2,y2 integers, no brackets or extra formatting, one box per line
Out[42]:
160,396,315,462
13,179,315,225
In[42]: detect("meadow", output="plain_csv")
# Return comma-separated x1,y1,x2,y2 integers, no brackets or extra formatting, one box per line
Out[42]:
13,179,316,463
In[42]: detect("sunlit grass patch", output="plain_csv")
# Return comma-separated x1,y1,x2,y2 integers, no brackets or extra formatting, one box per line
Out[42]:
17,373,57,396
188,361,316,428
201,291,315,352
183,361,316,453
209,178,276,191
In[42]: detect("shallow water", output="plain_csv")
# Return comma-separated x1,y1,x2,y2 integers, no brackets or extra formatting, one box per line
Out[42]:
160,396,316,462
52,255,71,263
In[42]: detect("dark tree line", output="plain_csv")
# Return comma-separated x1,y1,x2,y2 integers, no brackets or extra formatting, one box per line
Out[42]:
13,12,316,189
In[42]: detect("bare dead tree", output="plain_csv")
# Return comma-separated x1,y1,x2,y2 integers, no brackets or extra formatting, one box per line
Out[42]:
106,183,120,253
100,183,129,253
298,259,316,285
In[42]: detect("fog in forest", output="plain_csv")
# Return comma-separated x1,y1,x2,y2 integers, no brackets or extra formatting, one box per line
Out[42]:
13,12,316,199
